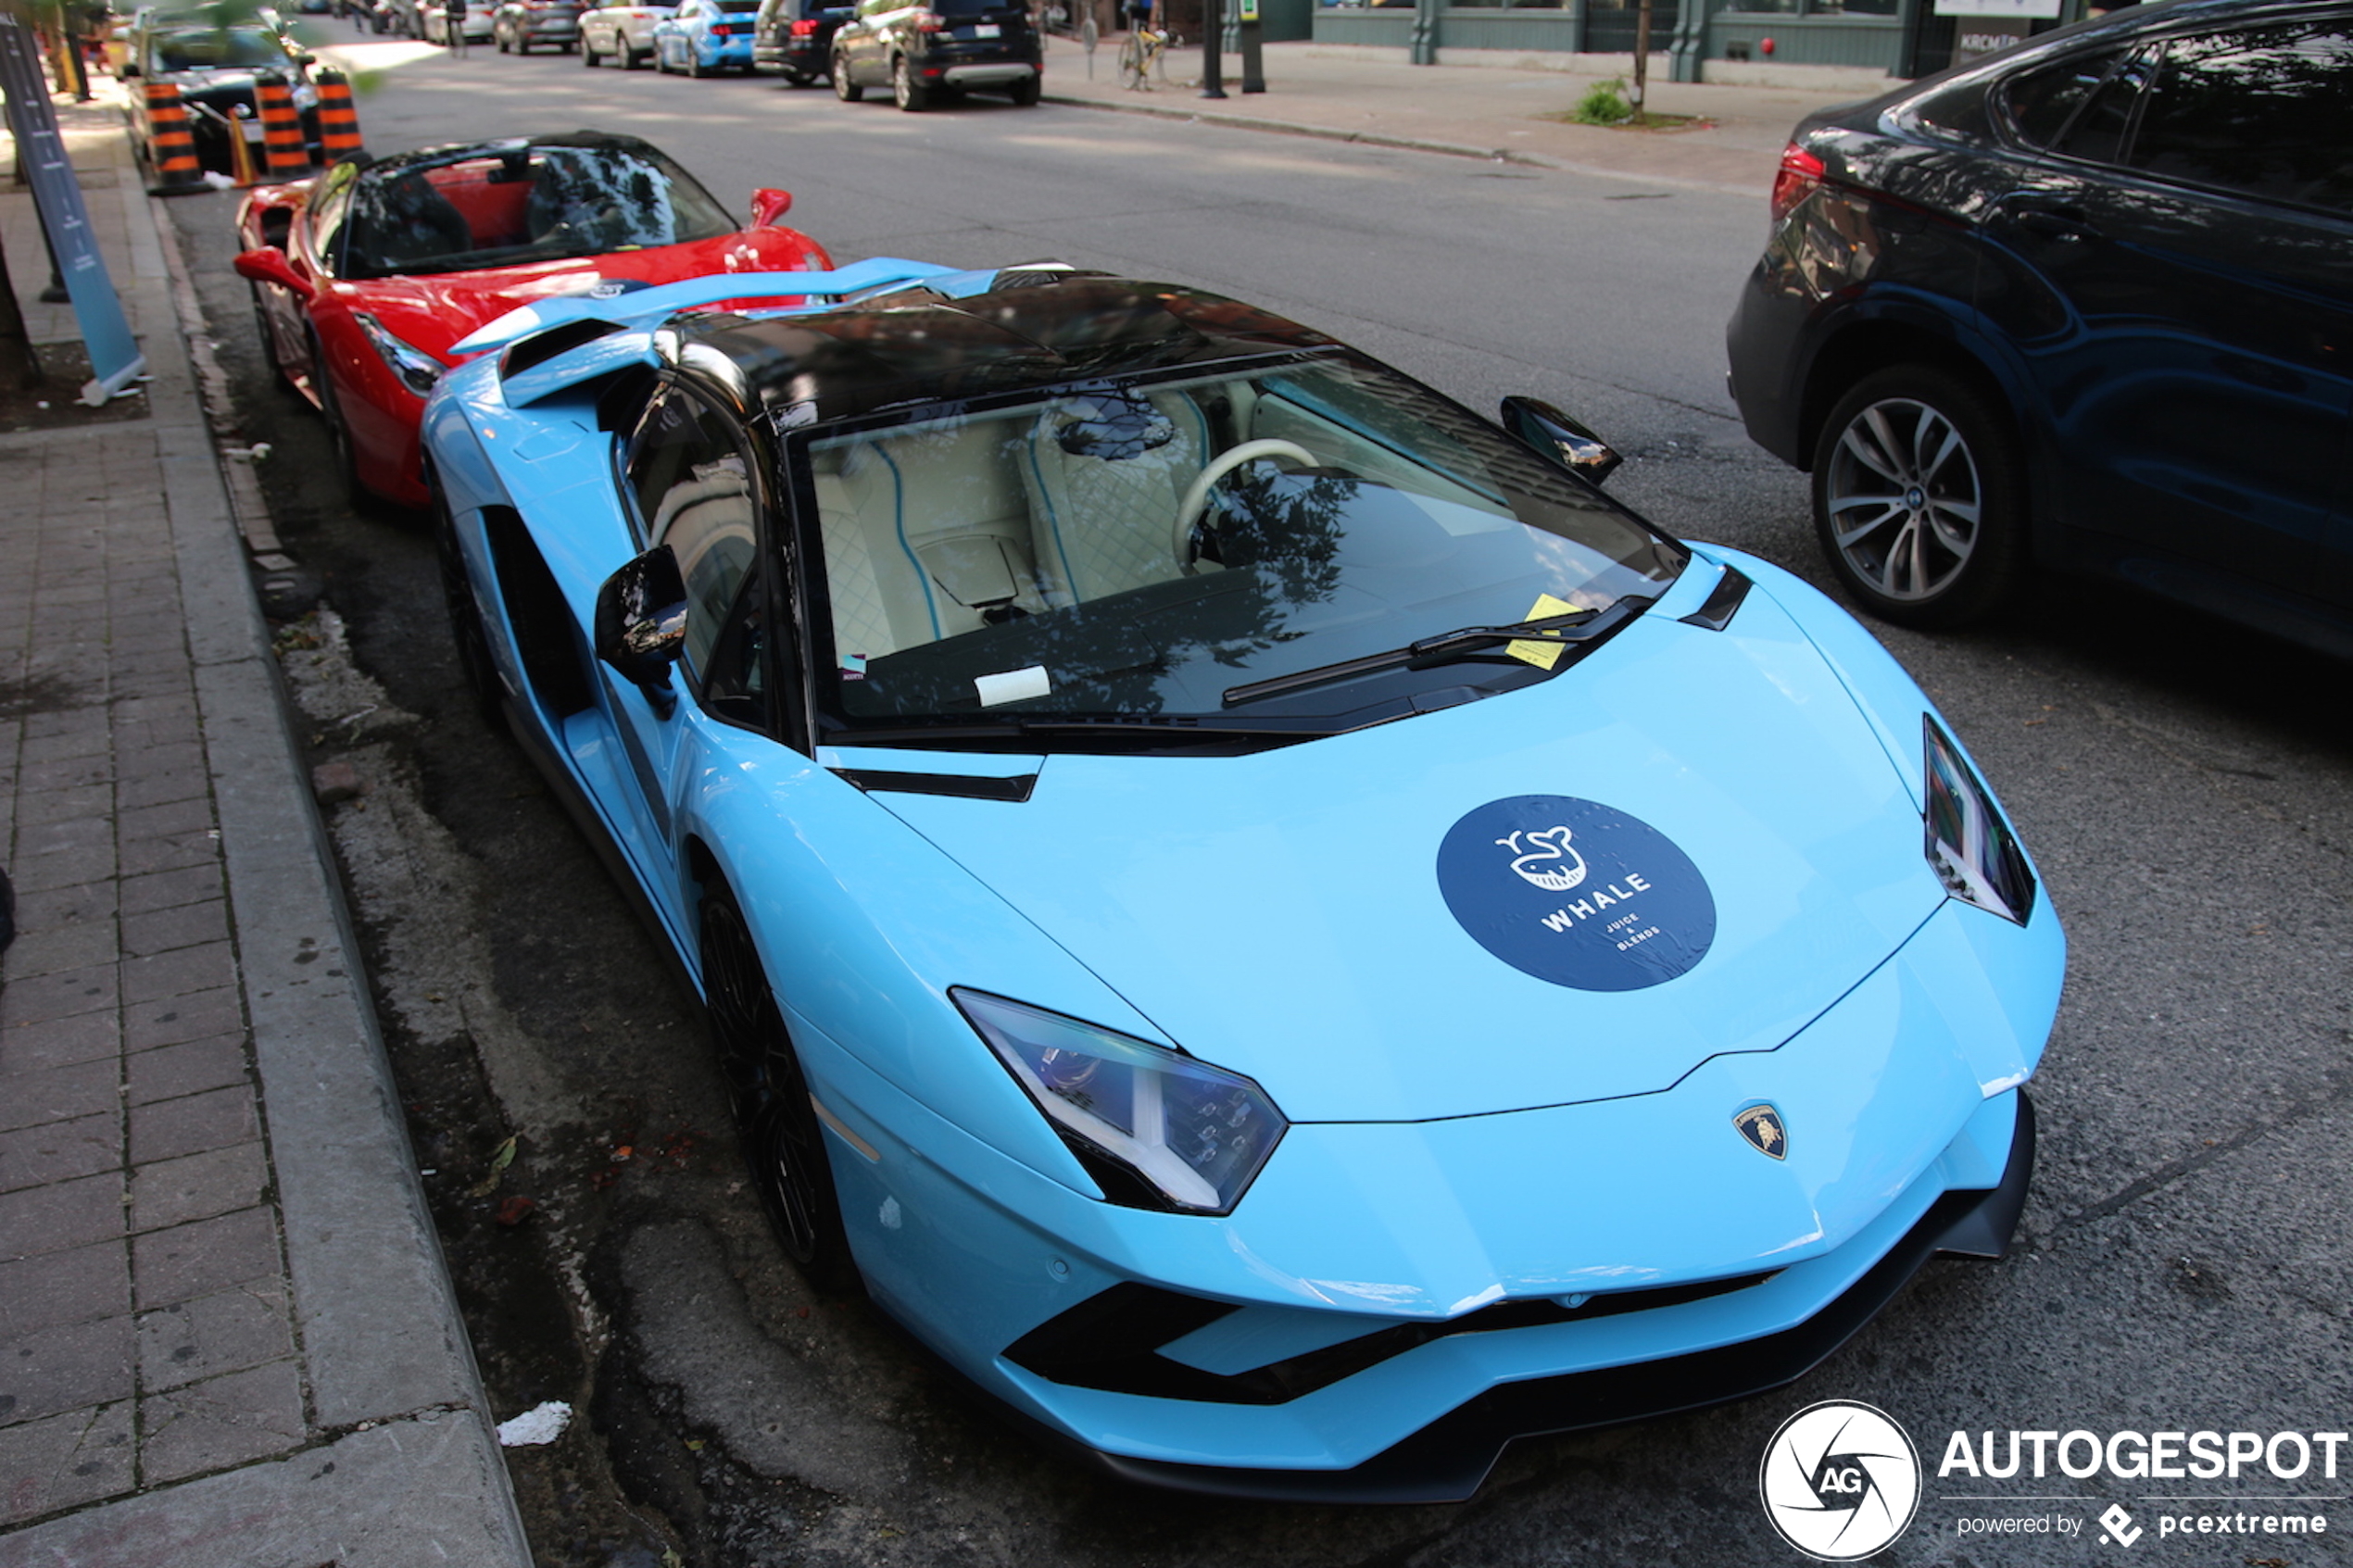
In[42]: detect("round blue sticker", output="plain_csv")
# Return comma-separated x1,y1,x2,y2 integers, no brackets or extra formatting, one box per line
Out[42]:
1437,795,1716,991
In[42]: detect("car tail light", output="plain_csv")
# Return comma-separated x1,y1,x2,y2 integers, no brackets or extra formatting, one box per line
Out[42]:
1770,142,1824,227
790,16,814,32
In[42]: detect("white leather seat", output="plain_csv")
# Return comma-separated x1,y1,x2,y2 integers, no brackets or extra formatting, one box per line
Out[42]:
1021,392,1213,607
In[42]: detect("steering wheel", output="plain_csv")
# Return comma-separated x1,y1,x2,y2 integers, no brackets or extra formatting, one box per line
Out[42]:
1172,439,1317,571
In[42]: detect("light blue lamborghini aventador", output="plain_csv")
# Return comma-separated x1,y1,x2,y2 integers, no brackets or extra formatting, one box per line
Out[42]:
424,259,2064,1501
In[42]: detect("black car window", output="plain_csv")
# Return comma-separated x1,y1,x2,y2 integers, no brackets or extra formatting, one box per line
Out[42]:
629,388,759,678
700,567,774,730
2128,22,2353,214
2047,49,2153,166
2000,47,2127,149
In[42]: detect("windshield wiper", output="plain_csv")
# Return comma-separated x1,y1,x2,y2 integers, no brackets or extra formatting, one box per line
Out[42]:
1221,596,1655,709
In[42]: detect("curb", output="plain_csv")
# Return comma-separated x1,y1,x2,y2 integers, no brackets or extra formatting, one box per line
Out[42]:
1040,90,1554,166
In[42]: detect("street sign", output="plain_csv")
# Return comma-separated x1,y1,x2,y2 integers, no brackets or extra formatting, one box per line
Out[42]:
0,13,147,406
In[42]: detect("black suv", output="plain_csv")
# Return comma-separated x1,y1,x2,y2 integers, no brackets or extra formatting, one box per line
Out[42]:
753,0,851,83
829,0,1039,109
1724,0,2353,658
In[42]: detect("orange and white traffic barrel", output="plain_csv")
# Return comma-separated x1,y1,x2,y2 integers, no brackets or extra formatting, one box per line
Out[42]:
256,72,310,176
313,68,364,162
142,81,205,193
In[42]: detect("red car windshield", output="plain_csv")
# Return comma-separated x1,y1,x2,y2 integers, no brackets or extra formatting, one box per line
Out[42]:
340,143,737,280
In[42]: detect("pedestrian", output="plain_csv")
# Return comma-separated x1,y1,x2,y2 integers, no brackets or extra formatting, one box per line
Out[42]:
444,0,469,55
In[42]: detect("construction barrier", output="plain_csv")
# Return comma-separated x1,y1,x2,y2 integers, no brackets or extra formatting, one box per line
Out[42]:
256,71,309,177
313,68,364,162
142,80,205,193
226,105,262,186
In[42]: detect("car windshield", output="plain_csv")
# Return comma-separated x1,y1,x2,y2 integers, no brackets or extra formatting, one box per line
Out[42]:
340,142,736,280
795,353,1686,744
146,24,287,69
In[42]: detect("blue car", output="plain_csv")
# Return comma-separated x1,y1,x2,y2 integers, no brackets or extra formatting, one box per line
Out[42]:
651,0,759,71
427,261,2065,1500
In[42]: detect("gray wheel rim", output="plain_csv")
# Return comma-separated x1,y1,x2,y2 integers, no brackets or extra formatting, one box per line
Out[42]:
1824,395,1982,604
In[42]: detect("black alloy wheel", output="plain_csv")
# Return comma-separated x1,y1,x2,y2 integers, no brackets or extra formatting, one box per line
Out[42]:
891,51,925,110
1811,363,2024,630
700,890,860,1294
433,486,505,724
831,49,862,98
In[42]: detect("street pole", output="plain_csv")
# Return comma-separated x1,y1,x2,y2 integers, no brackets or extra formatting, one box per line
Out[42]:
1409,0,1436,65
1238,0,1261,91
1200,0,1225,97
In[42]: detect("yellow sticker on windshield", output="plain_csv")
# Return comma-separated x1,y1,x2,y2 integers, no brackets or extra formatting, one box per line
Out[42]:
1507,594,1579,670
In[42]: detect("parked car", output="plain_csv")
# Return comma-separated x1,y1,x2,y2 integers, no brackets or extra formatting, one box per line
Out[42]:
492,0,583,51
122,6,321,175
829,0,1038,108
648,0,759,69
1725,0,2353,657
427,259,2061,1500
751,0,850,84
230,131,833,510
579,0,676,65
422,0,497,42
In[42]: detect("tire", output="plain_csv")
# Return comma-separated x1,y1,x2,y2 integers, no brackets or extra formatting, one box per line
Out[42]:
700,889,860,1296
434,487,504,725
1116,33,1142,88
686,43,705,75
310,332,374,514
251,284,295,394
1811,364,2024,630
581,31,598,62
1006,71,1038,105
831,50,861,99
623,40,646,67
891,52,924,110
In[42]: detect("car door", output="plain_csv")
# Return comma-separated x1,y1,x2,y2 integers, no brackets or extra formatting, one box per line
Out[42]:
843,0,891,79
590,380,767,926
1981,19,2353,614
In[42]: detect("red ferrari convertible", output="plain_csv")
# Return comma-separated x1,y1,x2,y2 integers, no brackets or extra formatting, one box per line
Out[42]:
233,131,834,510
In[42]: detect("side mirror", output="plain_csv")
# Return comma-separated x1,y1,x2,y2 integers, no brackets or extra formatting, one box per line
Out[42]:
231,245,316,300
1500,395,1623,486
595,546,689,716
749,187,794,228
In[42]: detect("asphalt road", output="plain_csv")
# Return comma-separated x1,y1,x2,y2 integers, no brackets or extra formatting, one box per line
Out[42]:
166,33,2353,1568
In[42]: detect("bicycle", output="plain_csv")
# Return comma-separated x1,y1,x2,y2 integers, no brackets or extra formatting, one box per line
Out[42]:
1116,22,1166,88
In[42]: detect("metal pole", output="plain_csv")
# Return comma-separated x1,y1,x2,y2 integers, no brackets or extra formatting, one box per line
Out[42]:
1409,0,1436,66
1237,0,1261,90
1200,0,1225,96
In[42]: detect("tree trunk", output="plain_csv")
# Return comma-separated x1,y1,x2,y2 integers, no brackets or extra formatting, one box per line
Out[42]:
1630,0,1651,123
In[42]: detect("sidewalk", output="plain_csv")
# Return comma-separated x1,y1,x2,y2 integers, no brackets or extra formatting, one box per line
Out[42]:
0,82,530,1568
1040,38,1887,194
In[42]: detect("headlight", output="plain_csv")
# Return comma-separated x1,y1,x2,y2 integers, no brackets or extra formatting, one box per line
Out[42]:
1923,716,2034,924
953,989,1286,1215
351,311,444,396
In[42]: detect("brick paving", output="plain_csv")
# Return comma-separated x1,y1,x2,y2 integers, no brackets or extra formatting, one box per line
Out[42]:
1,73,527,1568
0,399,302,1532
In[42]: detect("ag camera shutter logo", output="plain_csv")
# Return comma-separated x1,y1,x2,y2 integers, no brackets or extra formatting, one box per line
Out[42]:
1759,1400,1922,1560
